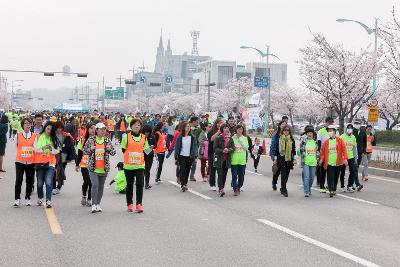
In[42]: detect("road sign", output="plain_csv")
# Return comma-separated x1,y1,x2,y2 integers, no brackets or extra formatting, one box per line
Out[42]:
367,98,378,107
254,76,269,88
140,76,146,83
165,75,173,83
105,87,124,100
368,107,379,123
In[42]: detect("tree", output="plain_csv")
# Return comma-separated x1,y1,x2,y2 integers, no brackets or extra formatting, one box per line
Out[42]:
270,85,300,127
299,32,381,131
296,90,328,126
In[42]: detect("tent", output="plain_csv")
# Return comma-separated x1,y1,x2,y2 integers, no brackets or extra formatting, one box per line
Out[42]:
53,103,90,113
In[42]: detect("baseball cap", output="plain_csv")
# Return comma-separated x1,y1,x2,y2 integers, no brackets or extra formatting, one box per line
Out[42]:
95,122,106,129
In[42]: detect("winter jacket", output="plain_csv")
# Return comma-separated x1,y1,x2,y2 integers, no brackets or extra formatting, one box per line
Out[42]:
269,132,279,160
320,137,348,170
213,135,234,169
174,135,198,159
273,135,296,169
83,136,116,173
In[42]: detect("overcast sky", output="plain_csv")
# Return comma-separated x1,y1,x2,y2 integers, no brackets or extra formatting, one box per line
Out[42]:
0,0,398,91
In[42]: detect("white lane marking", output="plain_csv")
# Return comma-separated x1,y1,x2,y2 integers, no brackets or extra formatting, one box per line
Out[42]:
368,175,400,184
168,181,212,200
257,219,381,267
246,170,263,176
368,166,400,173
296,185,380,206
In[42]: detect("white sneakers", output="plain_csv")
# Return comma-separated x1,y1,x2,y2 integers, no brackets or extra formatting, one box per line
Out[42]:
96,205,102,212
91,205,97,213
52,189,60,195
13,199,20,207
210,186,217,191
25,199,31,206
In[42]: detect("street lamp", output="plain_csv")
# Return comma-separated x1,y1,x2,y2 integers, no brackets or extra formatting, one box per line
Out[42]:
336,18,378,96
240,45,280,135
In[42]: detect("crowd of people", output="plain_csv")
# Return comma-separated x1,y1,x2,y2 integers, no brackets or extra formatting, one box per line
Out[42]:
0,109,375,214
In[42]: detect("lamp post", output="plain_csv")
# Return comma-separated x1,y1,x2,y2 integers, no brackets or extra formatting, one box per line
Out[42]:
240,45,280,135
336,18,379,96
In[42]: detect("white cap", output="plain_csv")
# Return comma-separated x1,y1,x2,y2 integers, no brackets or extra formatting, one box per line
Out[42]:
95,122,106,129
327,125,338,130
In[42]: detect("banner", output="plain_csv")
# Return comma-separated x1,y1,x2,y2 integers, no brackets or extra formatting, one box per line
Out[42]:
248,93,261,105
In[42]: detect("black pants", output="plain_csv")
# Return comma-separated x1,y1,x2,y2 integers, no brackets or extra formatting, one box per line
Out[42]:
124,169,144,205
217,161,229,190
108,131,114,141
272,163,281,185
15,163,35,200
81,167,91,200
178,156,193,187
327,165,340,192
118,131,125,143
144,154,154,186
53,162,67,190
318,165,327,189
278,160,291,192
208,153,217,187
156,153,165,180
253,156,260,169
357,153,363,166
9,125,12,138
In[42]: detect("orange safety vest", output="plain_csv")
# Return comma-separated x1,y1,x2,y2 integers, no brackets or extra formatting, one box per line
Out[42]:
80,139,89,168
16,132,36,163
34,135,56,165
107,119,115,132
123,133,145,167
154,131,167,154
95,140,106,170
79,128,87,140
120,121,126,132
366,135,374,153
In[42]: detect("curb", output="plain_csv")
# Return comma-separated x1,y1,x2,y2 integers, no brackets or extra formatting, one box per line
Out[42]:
363,167,400,179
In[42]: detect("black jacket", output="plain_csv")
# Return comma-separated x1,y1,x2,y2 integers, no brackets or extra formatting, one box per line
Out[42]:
274,136,296,169
213,135,234,169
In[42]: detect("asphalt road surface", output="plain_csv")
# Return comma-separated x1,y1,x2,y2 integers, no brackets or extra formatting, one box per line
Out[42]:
1,144,399,267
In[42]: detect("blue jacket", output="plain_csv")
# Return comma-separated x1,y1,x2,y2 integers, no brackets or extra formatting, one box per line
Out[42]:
269,132,278,161
174,135,198,159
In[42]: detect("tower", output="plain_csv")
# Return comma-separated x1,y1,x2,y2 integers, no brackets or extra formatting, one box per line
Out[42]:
155,31,165,73
165,39,172,56
190,30,200,56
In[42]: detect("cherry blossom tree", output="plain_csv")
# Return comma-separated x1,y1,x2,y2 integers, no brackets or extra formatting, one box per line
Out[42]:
299,32,381,131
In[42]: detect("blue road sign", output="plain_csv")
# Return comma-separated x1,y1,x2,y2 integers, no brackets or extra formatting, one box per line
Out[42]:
165,75,173,83
140,76,146,83
254,76,269,88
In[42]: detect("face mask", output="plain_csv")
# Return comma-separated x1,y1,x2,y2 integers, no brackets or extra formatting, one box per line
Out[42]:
328,132,335,138
354,124,360,130
346,129,353,135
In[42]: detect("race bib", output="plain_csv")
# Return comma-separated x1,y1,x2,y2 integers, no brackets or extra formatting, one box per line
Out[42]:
329,144,336,154
21,146,34,158
306,147,316,156
346,141,353,148
234,144,243,153
95,149,105,160
128,152,142,165
82,155,89,164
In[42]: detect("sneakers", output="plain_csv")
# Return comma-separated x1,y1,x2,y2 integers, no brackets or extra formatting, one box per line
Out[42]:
190,177,196,182
210,186,217,191
86,199,92,207
346,187,355,193
202,177,208,182
362,176,369,181
91,205,97,213
357,184,364,192
272,183,277,191
255,169,258,173
329,191,334,198
52,188,60,195
341,187,346,193
13,199,20,207
219,189,225,197
304,193,309,197
319,188,327,193
96,205,102,212
135,204,144,213
234,189,240,196
282,190,288,197
127,204,134,212
46,200,52,208
25,199,31,206
81,196,87,206
181,185,188,192
37,199,43,206
145,184,152,190
155,178,161,184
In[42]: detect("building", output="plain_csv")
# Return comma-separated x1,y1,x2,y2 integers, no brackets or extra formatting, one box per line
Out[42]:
245,62,287,85
192,60,237,90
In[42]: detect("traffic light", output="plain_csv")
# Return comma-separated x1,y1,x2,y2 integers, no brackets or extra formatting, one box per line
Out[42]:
125,79,136,85
44,72,54,76
77,73,88,78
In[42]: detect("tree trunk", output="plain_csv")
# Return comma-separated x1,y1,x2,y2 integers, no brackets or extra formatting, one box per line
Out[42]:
338,115,345,134
289,109,294,128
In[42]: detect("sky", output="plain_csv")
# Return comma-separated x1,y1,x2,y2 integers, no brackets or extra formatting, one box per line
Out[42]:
0,0,398,91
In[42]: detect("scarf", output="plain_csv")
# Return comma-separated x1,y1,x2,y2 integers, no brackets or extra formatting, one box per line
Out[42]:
279,135,293,161
221,133,230,161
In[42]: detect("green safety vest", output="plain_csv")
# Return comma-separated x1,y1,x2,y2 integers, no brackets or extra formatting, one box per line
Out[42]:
327,139,338,166
341,134,356,159
304,139,317,167
231,135,248,166
114,170,127,192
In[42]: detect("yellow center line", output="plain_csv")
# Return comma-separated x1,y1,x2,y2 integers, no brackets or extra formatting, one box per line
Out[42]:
43,206,63,235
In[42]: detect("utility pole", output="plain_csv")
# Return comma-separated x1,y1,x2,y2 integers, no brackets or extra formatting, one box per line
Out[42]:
102,76,105,112
266,46,271,135
207,70,211,111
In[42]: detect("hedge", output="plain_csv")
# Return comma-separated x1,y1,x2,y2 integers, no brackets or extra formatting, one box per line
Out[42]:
376,130,400,144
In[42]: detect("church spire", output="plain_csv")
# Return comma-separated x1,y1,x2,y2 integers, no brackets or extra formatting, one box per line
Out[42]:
165,39,172,56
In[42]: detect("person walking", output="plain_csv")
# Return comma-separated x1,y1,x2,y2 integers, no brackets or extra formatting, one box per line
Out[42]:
361,125,375,181
165,116,176,148
207,118,224,191
142,125,155,189
300,126,318,197
213,124,233,197
269,121,288,191
153,122,167,184
230,125,249,196
34,122,59,208
251,137,263,173
273,125,296,197
14,118,36,207
174,122,198,192
0,115,9,173
189,116,202,182
83,122,116,213
320,125,348,198
121,118,149,213
317,117,334,193
75,122,96,206
198,122,211,182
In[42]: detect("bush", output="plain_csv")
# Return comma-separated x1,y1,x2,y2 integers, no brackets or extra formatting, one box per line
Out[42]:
375,130,400,144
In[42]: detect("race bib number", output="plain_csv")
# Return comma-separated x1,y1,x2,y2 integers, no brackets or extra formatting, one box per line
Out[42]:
128,152,142,165
95,149,105,160
306,147,316,156
82,155,89,164
346,141,353,148
21,146,34,158
234,144,243,153
329,144,336,154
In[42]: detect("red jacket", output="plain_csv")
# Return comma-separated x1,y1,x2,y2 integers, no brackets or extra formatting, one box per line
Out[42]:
320,137,348,170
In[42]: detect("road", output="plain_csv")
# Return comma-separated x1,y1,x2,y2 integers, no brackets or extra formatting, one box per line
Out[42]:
1,143,400,267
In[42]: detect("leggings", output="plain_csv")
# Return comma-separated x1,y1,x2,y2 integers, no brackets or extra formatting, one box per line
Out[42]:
15,163,35,200
144,154,154,186
156,153,165,180
81,167,92,200
124,169,144,205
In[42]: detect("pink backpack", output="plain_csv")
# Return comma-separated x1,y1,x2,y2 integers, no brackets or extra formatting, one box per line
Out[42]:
203,140,209,159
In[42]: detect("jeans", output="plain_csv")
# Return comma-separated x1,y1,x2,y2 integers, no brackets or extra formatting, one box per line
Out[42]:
124,169,144,205
362,153,372,177
190,158,197,178
231,165,246,191
302,165,316,194
327,165,340,192
217,161,229,190
89,172,107,205
15,163,35,200
36,166,55,201
81,167,91,200
156,153,165,180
